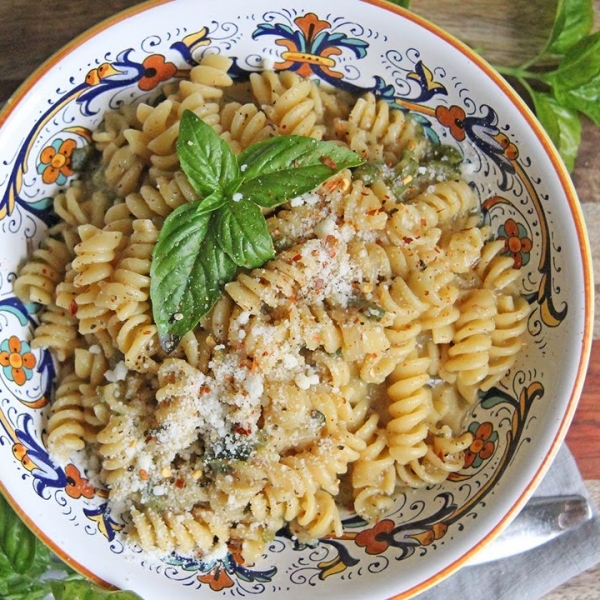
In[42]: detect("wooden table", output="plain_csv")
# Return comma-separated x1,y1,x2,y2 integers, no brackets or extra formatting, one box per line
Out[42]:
1,0,599,597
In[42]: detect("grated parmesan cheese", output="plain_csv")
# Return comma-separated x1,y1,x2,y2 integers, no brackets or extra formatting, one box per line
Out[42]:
104,361,128,382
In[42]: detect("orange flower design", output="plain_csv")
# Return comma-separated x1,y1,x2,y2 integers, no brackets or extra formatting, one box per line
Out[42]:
37,138,76,185
259,12,368,80
64,464,95,499
355,518,395,555
0,336,36,386
198,566,234,591
497,218,533,268
138,54,178,91
464,421,498,468
275,14,342,78
435,105,467,141
295,12,331,40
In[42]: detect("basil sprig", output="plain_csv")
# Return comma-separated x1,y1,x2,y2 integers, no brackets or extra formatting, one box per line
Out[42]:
150,109,364,351
487,0,596,171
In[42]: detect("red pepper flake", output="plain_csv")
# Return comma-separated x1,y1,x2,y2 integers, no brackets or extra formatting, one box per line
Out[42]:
402,237,413,244
315,278,324,290
139,469,149,481
199,385,210,395
69,300,78,317
175,478,185,489
235,425,251,436
324,235,338,257
292,254,302,262
320,155,337,169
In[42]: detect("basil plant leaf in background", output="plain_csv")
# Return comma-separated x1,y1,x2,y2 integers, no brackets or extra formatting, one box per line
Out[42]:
50,580,143,600
489,0,598,170
547,0,595,55
0,493,85,600
550,31,600,126
531,90,582,171
0,494,37,575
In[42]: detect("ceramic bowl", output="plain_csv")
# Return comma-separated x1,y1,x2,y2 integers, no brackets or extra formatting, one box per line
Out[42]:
0,0,593,598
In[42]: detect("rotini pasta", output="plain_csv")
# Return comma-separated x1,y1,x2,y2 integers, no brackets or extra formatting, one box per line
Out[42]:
14,65,531,564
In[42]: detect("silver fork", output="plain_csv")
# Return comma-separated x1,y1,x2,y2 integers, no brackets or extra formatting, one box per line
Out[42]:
467,495,592,565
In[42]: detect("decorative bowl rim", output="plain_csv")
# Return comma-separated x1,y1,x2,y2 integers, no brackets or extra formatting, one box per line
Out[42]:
0,1,594,598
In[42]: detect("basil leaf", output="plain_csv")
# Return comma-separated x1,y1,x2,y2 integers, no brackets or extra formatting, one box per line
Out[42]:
0,494,36,575
549,31,600,124
236,136,364,207
177,109,239,197
50,580,143,600
531,91,581,171
215,200,275,268
0,574,50,600
547,0,594,55
150,201,236,351
0,494,83,600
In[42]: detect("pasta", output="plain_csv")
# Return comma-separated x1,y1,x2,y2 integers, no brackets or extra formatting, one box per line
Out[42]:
14,59,530,563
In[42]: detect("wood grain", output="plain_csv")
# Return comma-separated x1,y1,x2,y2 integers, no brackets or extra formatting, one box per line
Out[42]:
0,0,598,479
567,340,600,480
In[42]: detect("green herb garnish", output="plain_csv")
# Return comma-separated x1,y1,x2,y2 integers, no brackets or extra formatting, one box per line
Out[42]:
0,492,142,600
487,0,596,171
50,580,144,600
150,109,364,352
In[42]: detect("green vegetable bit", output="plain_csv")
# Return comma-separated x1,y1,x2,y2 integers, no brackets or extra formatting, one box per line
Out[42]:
355,143,462,202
